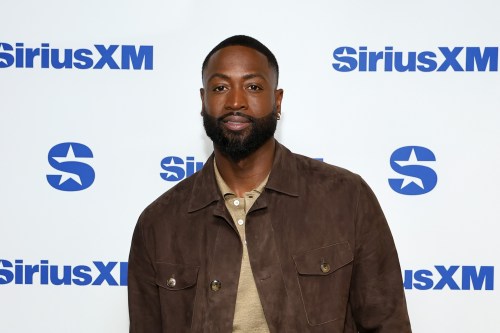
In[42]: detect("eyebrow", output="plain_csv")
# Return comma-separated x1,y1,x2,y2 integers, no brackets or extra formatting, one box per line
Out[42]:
206,72,267,82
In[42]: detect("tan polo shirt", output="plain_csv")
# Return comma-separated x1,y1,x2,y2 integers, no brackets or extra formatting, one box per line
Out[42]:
214,161,270,333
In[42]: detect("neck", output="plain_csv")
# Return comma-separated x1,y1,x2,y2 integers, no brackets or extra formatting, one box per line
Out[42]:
214,138,276,197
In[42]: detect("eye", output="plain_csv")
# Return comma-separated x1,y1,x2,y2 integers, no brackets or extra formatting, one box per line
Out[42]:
212,85,227,92
247,84,262,91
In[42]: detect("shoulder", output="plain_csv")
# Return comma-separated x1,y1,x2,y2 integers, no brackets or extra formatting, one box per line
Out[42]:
287,149,381,217
291,150,363,189
138,171,199,228
270,142,368,199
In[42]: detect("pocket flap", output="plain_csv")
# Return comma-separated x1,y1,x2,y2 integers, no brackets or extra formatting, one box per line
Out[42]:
155,262,200,290
292,242,353,276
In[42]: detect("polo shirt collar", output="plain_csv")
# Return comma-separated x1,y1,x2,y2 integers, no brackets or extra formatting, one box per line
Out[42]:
187,140,299,213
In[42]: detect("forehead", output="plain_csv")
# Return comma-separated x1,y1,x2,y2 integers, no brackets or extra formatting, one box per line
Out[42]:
203,45,274,81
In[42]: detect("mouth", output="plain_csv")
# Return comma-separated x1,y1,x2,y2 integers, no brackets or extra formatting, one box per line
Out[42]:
221,114,252,131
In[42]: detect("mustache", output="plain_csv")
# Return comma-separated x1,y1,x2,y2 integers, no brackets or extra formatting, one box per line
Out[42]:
201,108,278,123
217,111,255,122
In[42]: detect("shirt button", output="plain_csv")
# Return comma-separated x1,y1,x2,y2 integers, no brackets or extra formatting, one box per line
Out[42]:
320,262,331,273
233,199,240,206
166,277,176,288
210,279,222,291
237,219,244,225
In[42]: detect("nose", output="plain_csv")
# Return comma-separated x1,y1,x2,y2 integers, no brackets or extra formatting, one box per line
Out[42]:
225,87,247,111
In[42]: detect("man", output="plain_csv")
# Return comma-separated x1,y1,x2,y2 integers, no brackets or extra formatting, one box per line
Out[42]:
128,35,412,333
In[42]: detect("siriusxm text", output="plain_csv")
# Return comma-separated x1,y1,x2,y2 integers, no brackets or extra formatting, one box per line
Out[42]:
0,42,153,70
160,156,205,182
404,265,494,290
160,156,325,182
0,259,127,286
332,46,498,72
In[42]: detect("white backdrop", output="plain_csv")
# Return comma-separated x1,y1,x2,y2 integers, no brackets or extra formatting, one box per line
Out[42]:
1,1,499,332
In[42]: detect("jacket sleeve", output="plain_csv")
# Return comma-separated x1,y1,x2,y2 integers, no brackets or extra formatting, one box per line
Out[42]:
349,177,412,333
128,212,163,333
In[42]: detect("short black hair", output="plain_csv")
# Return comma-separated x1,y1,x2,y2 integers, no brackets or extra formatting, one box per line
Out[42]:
201,35,279,85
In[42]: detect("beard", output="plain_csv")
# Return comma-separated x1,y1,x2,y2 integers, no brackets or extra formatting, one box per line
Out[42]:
202,107,278,162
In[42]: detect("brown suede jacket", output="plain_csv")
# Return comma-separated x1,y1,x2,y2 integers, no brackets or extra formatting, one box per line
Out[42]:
128,142,412,333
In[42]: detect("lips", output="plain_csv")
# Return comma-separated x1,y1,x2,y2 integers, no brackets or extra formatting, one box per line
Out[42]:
221,115,252,131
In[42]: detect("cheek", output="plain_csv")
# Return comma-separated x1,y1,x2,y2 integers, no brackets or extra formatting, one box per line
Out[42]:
203,96,225,114
249,95,274,113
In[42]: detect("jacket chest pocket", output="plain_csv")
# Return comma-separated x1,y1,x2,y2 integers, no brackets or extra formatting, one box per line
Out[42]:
292,242,353,326
155,262,199,331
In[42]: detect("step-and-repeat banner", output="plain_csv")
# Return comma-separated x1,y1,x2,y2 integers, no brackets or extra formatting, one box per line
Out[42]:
1,1,498,332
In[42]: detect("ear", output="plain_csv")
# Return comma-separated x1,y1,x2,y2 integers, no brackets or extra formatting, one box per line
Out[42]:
200,88,205,103
274,88,284,114
200,88,205,115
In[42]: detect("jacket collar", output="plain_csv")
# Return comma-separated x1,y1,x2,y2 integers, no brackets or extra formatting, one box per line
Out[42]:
187,140,299,213
265,141,299,197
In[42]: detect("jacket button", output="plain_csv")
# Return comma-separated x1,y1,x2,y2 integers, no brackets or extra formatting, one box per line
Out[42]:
320,263,331,273
167,277,176,288
210,280,222,291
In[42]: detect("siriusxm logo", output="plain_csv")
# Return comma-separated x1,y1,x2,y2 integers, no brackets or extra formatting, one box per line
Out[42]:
46,142,95,191
0,259,127,286
389,146,437,195
404,266,494,291
0,42,153,70
159,156,325,182
332,46,498,72
160,156,204,182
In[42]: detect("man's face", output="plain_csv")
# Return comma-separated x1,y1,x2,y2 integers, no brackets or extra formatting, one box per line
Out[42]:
200,45,283,161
